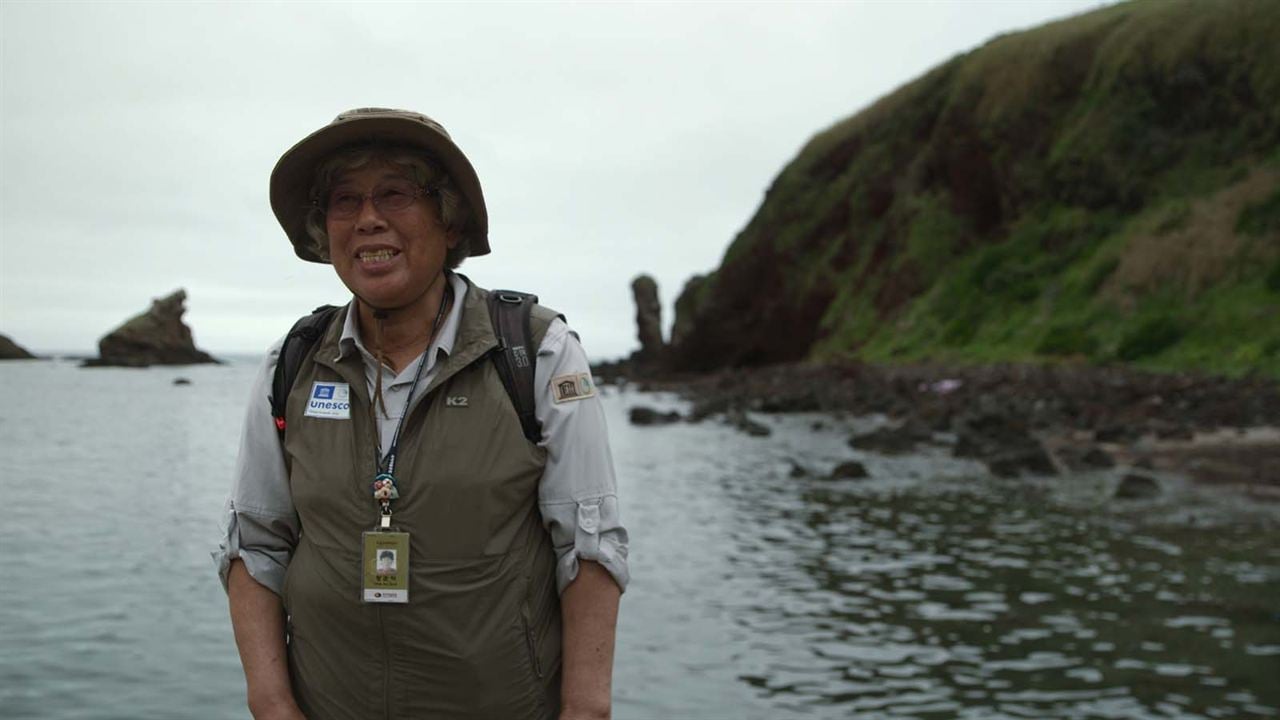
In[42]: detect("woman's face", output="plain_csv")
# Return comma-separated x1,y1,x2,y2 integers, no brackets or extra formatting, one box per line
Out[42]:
325,160,458,313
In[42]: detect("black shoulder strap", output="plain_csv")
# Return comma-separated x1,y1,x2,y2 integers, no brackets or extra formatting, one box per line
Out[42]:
486,290,541,443
271,304,340,441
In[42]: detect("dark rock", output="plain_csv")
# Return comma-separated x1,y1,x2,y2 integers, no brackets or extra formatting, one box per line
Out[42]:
1094,424,1138,444
830,461,869,479
1081,447,1115,469
1115,473,1161,499
757,391,821,413
0,334,37,360
83,289,218,367
630,274,665,368
788,460,809,478
173,377,192,386
953,411,1057,477
1055,445,1115,471
988,446,1058,477
849,420,932,455
628,406,682,426
726,408,772,437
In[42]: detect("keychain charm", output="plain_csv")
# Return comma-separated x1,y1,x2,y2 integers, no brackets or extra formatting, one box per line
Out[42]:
371,473,400,501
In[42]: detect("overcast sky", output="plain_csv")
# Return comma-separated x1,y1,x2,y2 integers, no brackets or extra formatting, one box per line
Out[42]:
1,0,1105,360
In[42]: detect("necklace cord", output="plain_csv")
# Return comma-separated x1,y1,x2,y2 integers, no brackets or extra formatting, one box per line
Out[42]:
378,279,454,477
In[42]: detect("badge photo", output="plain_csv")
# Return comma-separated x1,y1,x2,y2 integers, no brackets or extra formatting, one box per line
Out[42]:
361,531,410,603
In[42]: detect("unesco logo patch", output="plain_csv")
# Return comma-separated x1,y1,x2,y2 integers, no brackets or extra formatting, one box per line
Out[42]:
304,381,350,420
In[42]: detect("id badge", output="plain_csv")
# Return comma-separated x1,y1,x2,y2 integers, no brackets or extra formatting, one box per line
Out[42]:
361,531,410,603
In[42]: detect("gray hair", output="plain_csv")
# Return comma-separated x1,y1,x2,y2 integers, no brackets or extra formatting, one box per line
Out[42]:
303,143,472,268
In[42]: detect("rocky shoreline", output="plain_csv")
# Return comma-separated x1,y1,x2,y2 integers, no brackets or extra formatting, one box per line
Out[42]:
614,360,1280,502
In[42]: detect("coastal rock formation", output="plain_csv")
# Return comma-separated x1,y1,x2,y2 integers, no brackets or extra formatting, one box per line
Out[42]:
630,274,666,368
0,334,36,360
667,1,1280,376
84,289,219,367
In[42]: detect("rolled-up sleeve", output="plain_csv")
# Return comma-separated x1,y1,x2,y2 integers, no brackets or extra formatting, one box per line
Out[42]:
212,341,300,597
535,319,630,595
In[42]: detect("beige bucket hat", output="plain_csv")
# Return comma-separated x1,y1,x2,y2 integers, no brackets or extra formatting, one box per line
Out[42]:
269,107,490,263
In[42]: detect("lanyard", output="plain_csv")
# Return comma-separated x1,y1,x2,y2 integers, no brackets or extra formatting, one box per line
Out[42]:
370,281,453,527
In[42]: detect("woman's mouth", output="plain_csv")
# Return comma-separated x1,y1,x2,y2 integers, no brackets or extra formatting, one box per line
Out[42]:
358,249,399,264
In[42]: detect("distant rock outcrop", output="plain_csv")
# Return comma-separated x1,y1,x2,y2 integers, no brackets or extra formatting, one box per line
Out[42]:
0,334,37,360
83,289,219,367
629,274,669,374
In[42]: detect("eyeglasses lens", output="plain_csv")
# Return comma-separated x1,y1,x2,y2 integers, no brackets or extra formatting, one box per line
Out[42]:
326,180,422,218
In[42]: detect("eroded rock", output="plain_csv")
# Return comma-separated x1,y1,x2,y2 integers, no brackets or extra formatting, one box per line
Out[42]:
84,289,218,367
0,334,36,360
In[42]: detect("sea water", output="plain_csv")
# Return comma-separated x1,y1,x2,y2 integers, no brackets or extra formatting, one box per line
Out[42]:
1,359,1277,719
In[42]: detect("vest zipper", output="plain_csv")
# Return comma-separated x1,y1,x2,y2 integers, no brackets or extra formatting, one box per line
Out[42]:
378,607,392,719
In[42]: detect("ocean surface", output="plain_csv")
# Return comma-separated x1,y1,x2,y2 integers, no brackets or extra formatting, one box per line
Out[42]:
1,358,1278,720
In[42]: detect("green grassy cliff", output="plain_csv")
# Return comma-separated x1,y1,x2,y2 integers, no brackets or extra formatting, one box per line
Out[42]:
668,0,1280,377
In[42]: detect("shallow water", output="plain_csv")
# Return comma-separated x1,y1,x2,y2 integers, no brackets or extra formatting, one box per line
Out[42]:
1,360,1277,719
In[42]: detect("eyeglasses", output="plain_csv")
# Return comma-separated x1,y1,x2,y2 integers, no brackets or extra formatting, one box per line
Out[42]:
318,179,436,219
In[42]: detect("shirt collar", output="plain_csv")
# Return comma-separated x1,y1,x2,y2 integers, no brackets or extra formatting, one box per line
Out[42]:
337,271,468,366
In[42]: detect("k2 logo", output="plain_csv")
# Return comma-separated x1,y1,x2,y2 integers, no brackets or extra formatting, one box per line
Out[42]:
445,396,469,407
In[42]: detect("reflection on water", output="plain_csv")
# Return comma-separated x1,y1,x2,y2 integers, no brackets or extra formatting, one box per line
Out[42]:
609,390,1280,719
0,364,1276,719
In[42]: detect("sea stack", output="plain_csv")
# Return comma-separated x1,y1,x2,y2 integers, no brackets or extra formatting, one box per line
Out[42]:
629,273,670,375
0,334,37,360
83,289,219,367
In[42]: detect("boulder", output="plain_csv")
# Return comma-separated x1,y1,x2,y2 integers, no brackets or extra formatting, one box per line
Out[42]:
628,406,682,426
1115,473,1161,499
988,446,1058,478
0,334,36,360
83,289,219,367
830,460,869,480
953,411,1057,477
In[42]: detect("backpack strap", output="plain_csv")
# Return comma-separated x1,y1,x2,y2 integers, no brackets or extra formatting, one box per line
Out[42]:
270,304,341,441
271,290,556,447
486,290,541,444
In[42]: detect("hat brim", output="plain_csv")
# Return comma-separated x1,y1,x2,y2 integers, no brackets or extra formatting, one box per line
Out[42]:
269,114,490,263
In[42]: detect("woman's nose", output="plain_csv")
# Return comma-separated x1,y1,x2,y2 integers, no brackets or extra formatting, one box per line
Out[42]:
354,196,388,231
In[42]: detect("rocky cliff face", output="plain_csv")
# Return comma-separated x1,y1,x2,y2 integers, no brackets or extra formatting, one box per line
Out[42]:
668,0,1280,377
0,334,36,360
84,289,219,367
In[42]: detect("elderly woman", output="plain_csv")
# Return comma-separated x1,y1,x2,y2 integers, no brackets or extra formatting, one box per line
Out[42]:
215,108,629,720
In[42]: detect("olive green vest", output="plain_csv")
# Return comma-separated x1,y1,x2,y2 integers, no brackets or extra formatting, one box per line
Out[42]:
281,282,562,720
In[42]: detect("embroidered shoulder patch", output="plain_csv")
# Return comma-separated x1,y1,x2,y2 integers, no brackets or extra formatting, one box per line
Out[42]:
551,372,597,404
